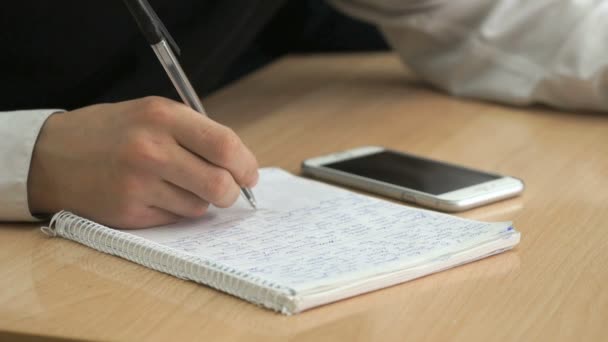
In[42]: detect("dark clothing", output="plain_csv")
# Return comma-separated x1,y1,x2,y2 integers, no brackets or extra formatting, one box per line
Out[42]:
0,1,285,110
0,1,386,111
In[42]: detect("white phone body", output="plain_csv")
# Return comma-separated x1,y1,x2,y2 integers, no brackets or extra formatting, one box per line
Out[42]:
301,146,524,212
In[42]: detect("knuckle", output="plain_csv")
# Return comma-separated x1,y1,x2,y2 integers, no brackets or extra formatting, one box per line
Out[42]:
214,128,240,164
185,201,209,218
139,96,167,110
205,170,234,203
116,174,143,198
114,201,144,228
121,134,167,169
133,96,174,126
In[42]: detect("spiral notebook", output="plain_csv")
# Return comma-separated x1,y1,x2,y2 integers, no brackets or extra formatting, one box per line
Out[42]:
43,168,520,315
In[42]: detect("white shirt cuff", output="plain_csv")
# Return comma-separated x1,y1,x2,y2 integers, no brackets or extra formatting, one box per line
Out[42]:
0,109,63,221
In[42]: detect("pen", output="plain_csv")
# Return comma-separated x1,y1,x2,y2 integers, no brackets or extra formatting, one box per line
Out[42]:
122,0,257,209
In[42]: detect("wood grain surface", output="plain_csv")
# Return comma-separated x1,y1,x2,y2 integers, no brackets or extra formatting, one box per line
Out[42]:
1,53,606,342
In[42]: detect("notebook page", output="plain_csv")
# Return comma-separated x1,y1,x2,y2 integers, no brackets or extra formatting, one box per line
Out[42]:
127,168,515,292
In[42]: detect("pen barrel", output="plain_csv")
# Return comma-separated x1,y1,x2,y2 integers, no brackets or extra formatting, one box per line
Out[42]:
151,40,206,115
150,40,257,209
123,0,163,45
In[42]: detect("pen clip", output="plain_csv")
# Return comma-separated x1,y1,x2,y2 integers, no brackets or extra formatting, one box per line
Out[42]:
122,0,181,55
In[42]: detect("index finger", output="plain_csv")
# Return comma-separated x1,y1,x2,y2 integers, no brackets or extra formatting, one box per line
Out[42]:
171,110,259,187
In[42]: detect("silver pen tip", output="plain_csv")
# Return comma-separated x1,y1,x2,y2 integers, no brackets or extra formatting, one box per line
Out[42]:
242,187,257,209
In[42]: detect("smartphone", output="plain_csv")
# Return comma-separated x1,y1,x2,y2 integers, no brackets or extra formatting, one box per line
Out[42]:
301,146,524,212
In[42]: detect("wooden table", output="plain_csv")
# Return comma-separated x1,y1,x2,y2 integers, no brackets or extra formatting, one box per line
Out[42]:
1,53,607,342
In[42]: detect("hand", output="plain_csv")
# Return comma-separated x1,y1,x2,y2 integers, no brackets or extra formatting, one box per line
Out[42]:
27,96,259,229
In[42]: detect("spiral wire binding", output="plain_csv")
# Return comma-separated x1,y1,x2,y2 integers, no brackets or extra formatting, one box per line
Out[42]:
42,211,299,314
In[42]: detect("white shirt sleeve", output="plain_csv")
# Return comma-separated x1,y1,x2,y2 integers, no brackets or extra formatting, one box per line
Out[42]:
330,0,608,112
0,109,62,221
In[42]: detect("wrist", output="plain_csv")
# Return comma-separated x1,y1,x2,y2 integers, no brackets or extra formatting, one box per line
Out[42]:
27,112,65,216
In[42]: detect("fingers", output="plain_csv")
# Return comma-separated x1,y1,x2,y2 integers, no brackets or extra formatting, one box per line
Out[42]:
111,207,182,230
171,110,259,188
39,96,258,230
108,96,257,228
120,97,256,208
145,208,183,227
158,145,242,208
149,181,210,218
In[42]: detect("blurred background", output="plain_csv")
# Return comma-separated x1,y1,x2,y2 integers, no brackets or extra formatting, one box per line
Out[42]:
218,0,389,89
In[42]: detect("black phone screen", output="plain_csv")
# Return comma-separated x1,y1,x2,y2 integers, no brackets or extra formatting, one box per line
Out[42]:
323,151,501,195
